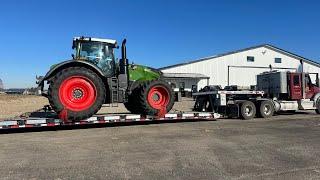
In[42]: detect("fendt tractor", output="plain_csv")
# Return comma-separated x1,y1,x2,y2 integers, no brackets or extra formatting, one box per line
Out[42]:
37,37,175,121
194,71,320,119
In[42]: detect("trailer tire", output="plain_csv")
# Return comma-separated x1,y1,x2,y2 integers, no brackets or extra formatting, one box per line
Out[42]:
240,101,256,120
257,100,274,118
48,67,106,121
137,80,174,115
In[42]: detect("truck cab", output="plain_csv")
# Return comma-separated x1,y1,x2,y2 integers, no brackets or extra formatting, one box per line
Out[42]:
288,72,320,100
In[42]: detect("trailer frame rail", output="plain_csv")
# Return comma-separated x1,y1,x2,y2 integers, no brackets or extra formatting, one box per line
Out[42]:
0,112,220,130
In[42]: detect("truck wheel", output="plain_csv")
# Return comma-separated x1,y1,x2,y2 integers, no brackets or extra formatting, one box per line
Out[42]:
48,67,106,121
257,101,274,118
137,80,174,115
316,99,320,114
240,101,256,120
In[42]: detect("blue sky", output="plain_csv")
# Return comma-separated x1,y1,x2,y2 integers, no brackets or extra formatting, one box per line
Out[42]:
0,0,319,88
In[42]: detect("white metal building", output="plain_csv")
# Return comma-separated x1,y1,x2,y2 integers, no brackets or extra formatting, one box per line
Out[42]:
160,44,320,90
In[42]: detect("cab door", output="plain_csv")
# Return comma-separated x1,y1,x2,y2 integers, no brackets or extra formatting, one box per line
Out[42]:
289,73,302,100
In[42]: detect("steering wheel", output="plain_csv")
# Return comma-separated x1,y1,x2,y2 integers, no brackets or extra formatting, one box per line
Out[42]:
105,59,114,71
86,55,101,64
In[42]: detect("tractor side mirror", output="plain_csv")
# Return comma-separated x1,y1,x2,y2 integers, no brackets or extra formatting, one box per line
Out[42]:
72,41,76,49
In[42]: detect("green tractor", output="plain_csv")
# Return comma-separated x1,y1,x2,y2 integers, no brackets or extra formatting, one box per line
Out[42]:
37,37,174,121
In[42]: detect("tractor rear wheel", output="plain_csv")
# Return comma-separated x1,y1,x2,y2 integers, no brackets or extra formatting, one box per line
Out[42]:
137,80,174,116
48,67,106,121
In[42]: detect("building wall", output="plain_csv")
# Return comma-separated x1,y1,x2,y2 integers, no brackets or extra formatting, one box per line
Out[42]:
161,47,320,88
163,78,202,91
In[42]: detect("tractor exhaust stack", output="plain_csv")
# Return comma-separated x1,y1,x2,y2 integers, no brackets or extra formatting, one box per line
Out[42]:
120,39,128,75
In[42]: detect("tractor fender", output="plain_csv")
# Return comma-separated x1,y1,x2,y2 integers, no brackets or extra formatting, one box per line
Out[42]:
40,60,105,84
127,77,166,94
127,80,143,94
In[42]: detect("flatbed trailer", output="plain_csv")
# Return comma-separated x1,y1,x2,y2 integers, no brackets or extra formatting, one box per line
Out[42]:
193,71,320,120
193,90,274,120
0,106,220,130
193,88,320,120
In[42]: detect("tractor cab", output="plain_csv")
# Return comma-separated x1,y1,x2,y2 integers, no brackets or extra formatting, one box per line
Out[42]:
72,37,117,77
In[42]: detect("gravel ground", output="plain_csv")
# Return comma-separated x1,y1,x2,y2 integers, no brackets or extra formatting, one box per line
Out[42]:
0,113,320,179
0,95,48,120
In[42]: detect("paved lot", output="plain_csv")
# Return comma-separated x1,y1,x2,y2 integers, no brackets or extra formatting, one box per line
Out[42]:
0,112,320,180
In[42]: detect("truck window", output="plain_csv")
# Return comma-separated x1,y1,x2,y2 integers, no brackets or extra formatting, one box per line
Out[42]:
293,75,300,86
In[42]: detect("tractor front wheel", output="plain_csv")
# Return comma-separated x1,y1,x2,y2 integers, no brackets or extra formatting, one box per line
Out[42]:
137,80,174,116
48,67,106,121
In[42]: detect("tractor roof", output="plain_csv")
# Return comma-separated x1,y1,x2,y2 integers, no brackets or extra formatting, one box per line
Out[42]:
73,37,117,45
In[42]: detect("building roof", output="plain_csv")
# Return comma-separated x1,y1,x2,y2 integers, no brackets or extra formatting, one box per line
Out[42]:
162,73,209,79
160,44,320,70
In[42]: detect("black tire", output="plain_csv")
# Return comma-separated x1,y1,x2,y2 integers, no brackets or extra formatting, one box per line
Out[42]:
124,87,142,114
136,80,175,115
257,100,274,118
240,101,256,120
316,99,320,114
286,110,296,114
48,67,106,121
193,96,210,112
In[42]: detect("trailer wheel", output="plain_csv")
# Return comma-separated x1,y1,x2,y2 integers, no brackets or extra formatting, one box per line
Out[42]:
48,67,106,121
240,101,256,120
257,101,274,118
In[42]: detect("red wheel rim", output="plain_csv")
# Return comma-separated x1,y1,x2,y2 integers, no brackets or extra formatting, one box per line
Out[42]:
58,76,97,112
147,86,170,109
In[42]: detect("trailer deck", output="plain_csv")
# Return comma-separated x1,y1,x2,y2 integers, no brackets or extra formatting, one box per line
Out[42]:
0,107,220,130
193,90,264,96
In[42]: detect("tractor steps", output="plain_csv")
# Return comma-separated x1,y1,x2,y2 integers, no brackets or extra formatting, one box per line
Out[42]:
108,77,119,107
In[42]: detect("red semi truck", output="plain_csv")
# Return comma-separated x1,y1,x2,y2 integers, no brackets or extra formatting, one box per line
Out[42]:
193,71,320,119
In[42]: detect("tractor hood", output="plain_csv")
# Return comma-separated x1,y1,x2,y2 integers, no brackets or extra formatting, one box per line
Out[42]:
128,64,162,82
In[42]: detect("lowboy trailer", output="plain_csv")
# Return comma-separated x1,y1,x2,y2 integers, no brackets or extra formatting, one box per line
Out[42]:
0,106,220,130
